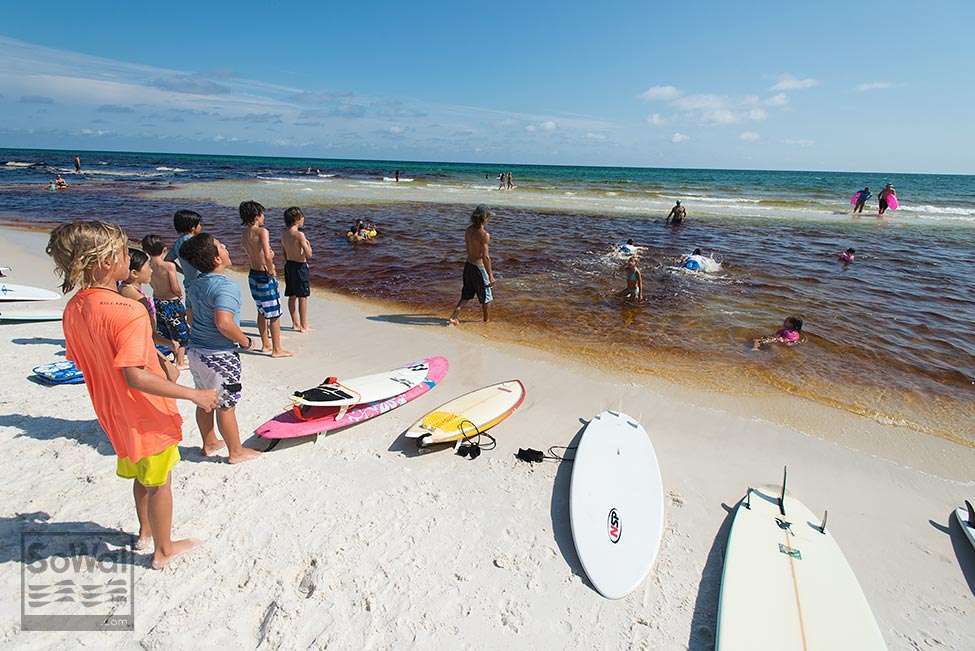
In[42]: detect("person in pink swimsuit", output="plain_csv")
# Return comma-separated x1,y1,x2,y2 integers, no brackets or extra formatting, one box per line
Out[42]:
838,248,855,265
752,316,803,350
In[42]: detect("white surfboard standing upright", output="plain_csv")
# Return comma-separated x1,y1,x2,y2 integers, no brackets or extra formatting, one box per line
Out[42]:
568,411,664,599
717,469,887,650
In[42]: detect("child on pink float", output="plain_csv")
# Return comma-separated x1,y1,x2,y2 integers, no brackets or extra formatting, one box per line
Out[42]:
752,316,804,350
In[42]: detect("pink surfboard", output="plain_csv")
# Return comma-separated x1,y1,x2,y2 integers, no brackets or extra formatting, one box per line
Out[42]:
886,193,898,210
256,356,448,440
850,191,862,206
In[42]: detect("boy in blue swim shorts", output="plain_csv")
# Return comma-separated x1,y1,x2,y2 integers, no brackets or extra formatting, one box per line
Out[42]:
240,200,291,357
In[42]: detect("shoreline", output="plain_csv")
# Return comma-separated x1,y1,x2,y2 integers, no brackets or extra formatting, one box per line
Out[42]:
1,224,974,648
2,216,972,475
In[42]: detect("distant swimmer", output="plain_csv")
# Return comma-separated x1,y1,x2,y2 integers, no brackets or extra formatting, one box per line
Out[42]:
449,205,495,325
838,248,856,264
853,187,871,214
752,316,803,351
395,170,400,182
878,183,896,216
616,256,643,303
665,200,686,226
73,155,81,173
506,171,513,190
54,175,68,190
618,239,639,255
498,172,505,191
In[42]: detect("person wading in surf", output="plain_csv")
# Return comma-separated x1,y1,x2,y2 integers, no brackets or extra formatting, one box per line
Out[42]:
665,200,686,225
448,205,495,325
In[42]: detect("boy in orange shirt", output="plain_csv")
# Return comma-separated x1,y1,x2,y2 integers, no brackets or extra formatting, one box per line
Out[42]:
47,221,220,570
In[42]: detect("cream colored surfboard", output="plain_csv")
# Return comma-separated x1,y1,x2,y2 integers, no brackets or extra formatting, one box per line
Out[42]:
717,479,886,650
404,380,525,447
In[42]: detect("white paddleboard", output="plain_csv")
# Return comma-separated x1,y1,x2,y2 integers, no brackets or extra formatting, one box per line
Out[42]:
0,311,63,322
717,484,886,650
0,283,60,302
291,360,431,407
955,501,975,551
404,380,525,446
568,411,664,599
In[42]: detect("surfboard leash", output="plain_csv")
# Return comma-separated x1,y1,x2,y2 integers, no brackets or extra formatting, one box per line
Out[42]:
515,446,577,464
454,419,496,460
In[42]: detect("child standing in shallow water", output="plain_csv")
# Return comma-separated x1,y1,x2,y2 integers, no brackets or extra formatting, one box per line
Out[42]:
181,232,262,464
281,206,313,332
47,221,219,569
752,316,804,350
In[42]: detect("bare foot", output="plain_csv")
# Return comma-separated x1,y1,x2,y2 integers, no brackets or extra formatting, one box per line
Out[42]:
229,447,262,464
134,536,152,551
271,349,294,358
292,325,304,333
448,318,459,326
202,440,227,457
151,538,202,570
302,327,313,333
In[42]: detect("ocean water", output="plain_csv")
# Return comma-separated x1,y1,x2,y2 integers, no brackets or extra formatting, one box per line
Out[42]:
2,148,973,444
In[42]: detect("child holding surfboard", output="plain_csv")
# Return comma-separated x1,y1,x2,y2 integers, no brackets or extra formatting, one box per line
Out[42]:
179,232,261,464
47,220,219,570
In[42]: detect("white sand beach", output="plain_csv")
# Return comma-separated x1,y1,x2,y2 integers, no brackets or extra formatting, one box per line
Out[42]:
1,224,973,649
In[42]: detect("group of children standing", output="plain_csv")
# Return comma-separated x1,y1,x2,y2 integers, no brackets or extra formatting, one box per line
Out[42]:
46,200,315,569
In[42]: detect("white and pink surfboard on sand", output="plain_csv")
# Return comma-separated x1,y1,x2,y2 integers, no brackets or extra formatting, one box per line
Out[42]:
256,356,448,441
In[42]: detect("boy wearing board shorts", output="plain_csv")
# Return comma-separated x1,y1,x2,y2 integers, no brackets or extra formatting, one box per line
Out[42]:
142,234,190,368
47,221,219,570
166,209,204,324
449,205,495,325
240,200,292,357
281,206,313,332
181,232,262,463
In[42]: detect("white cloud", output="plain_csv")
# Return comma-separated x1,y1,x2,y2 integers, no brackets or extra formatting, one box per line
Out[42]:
783,138,815,147
639,85,682,101
585,132,607,141
525,125,536,132
540,120,558,131
765,93,789,107
646,113,666,126
671,132,689,143
770,74,820,91
672,94,727,111
748,108,768,121
702,109,737,125
739,131,760,142
855,81,896,92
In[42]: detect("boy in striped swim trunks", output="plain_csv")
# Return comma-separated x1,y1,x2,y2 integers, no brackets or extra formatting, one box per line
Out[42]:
239,200,292,358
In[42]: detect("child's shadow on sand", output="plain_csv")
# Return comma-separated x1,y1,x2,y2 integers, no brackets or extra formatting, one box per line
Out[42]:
0,414,112,455
0,512,149,568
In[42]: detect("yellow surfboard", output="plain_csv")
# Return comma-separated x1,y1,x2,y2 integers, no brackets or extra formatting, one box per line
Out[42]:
404,380,525,447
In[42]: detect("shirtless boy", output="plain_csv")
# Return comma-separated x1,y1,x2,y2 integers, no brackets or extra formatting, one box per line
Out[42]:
281,206,313,332
448,205,495,325
142,234,189,368
240,200,292,357
666,200,686,225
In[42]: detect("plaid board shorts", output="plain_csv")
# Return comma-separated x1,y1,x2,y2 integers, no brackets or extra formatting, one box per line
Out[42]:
248,270,282,320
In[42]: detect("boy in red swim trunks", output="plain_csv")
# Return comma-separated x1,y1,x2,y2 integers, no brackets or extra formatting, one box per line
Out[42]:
47,221,219,570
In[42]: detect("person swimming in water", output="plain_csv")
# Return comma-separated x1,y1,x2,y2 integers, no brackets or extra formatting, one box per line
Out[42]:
752,316,803,350
665,200,686,226
680,248,705,271
616,257,643,303
54,175,68,190
838,248,856,264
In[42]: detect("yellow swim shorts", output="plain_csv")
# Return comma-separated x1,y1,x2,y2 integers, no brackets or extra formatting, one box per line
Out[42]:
116,445,180,487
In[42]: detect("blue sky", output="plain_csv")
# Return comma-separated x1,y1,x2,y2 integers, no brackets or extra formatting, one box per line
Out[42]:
1,1,973,172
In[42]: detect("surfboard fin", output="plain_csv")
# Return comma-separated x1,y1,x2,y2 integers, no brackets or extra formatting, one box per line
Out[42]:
966,500,975,528
743,488,752,510
778,466,788,517
818,509,828,535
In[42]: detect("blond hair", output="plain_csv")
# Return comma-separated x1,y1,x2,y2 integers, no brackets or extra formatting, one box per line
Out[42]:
46,221,128,293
